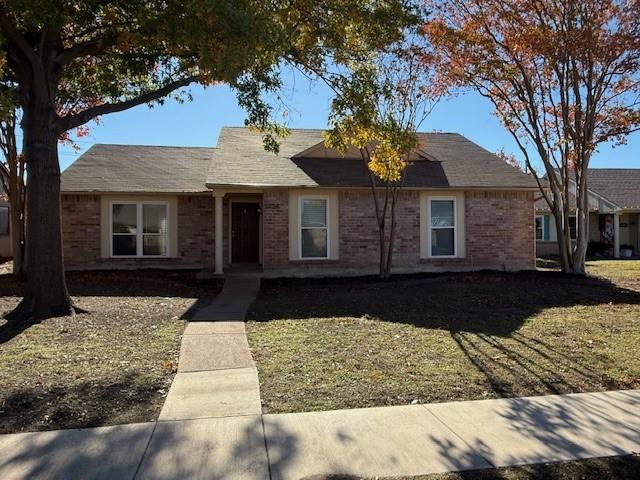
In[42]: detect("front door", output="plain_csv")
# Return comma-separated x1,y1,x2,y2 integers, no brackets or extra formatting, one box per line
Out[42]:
231,202,260,263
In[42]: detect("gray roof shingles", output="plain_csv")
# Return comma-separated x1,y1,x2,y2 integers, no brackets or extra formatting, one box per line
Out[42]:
61,144,215,193
205,127,536,189
586,169,640,209
61,127,537,193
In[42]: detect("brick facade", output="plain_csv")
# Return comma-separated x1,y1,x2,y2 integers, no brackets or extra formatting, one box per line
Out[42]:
465,190,535,270
262,190,290,270
62,188,535,274
261,189,535,276
61,194,101,267
61,194,217,270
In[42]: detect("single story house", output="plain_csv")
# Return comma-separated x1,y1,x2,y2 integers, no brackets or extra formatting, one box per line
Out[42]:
60,127,537,277
535,169,640,258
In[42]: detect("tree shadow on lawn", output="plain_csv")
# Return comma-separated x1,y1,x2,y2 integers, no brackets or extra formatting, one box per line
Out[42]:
250,270,640,337
0,372,168,435
250,271,640,397
0,269,222,299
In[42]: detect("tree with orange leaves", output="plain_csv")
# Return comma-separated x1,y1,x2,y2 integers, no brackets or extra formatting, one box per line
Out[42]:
425,0,640,273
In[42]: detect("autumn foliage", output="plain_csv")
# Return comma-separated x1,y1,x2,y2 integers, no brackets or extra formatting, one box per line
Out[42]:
424,0,640,273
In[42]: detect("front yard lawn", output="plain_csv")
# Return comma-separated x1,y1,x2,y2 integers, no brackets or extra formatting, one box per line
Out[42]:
246,261,640,413
0,269,219,434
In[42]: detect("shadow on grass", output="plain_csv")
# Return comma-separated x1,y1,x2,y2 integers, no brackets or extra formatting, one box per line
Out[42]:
250,270,640,337
0,269,222,299
0,372,167,435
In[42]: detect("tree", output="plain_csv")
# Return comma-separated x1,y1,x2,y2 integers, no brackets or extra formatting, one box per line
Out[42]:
0,0,415,321
0,96,25,275
324,42,439,278
425,0,640,274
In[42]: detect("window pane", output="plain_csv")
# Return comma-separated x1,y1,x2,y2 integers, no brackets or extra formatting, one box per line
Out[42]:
535,217,543,240
112,204,137,234
0,207,8,235
143,204,167,234
431,200,454,227
301,229,327,258
113,235,136,256
432,228,455,256
143,235,167,256
301,199,327,228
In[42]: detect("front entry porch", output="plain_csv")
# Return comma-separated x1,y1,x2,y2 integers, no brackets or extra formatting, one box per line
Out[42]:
213,192,263,274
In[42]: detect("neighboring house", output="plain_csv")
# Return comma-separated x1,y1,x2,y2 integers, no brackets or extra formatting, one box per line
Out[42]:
0,190,10,258
535,169,640,258
60,127,537,277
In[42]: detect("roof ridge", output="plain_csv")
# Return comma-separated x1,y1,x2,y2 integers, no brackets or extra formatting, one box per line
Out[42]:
92,143,217,149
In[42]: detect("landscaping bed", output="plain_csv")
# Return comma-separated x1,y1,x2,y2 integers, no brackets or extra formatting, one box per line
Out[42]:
246,261,640,414
0,269,220,434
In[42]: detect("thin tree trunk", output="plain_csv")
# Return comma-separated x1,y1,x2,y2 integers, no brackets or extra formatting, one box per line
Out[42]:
6,102,72,322
9,186,24,275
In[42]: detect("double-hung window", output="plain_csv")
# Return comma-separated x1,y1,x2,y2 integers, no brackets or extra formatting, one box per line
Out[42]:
111,202,168,257
300,197,329,259
429,198,456,257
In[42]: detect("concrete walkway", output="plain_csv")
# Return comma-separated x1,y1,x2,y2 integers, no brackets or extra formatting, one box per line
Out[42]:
1,390,639,479
159,274,262,421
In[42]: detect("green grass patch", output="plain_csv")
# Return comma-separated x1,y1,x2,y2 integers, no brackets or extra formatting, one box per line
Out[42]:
247,261,640,413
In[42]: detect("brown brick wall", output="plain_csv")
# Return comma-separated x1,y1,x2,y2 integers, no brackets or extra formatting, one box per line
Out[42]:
62,189,535,273
262,190,290,269
465,190,535,270
176,195,215,269
61,194,217,270
261,188,535,275
61,194,101,267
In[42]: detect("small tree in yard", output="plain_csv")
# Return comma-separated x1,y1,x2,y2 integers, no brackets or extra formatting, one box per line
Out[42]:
324,44,439,278
0,0,415,321
424,0,640,274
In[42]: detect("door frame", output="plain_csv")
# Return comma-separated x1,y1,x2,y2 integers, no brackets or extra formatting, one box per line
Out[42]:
228,197,263,264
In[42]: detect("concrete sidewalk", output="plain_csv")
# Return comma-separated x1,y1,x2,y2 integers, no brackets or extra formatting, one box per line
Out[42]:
159,274,262,421
1,390,639,479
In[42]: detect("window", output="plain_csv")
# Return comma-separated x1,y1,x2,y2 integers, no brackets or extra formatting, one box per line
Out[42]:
429,198,456,257
568,216,577,240
111,202,168,257
300,197,328,259
0,206,8,236
535,216,544,240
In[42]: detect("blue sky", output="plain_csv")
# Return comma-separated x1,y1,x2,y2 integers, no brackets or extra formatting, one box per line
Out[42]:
57,70,640,172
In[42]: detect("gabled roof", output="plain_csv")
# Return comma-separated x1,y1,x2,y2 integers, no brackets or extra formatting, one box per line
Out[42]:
61,144,215,193
61,127,537,193
535,168,640,211
587,169,640,209
206,127,536,189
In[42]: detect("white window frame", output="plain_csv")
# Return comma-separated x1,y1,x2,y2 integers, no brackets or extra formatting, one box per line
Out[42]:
535,215,545,241
298,195,330,260
428,196,457,258
109,201,170,258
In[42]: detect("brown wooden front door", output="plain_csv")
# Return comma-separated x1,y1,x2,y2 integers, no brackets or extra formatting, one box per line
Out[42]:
231,202,260,263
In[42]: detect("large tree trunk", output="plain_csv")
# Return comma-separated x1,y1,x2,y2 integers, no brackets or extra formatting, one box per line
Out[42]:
6,102,72,322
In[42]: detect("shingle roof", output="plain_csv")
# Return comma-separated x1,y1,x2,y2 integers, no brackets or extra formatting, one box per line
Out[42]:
62,127,537,193
61,144,214,193
587,169,640,209
534,168,640,211
206,127,536,189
